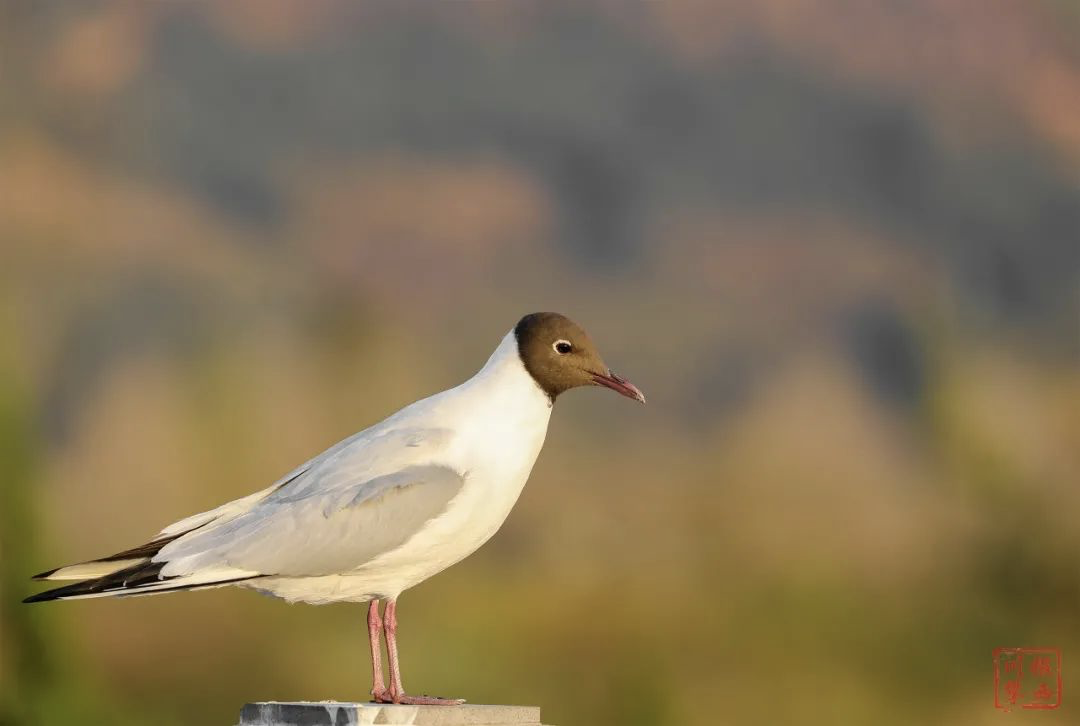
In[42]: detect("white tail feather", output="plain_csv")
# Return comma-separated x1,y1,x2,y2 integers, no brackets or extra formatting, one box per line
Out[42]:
37,559,144,581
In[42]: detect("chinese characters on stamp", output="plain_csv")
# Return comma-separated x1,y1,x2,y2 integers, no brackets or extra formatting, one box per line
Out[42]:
994,647,1061,711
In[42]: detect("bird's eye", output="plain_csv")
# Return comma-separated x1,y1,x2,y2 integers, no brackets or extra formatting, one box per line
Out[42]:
554,340,573,355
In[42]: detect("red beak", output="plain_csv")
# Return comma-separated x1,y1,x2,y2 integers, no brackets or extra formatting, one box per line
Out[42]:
591,371,646,404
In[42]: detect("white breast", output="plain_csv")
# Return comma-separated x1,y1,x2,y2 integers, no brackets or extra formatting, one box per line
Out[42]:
250,330,553,604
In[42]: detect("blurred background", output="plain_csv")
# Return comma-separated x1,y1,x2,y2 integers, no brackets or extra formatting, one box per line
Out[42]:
1,2,1079,724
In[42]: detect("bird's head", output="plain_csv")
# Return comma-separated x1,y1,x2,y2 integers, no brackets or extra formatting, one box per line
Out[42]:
514,312,645,404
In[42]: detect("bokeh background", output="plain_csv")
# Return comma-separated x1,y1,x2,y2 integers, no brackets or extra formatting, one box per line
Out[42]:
2,2,1080,725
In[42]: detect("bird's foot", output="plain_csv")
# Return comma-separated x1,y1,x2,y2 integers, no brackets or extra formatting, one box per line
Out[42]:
390,692,465,706
371,688,393,704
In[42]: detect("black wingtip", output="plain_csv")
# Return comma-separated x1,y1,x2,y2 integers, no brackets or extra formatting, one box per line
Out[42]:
23,589,61,604
23,561,172,604
23,577,105,603
29,531,190,583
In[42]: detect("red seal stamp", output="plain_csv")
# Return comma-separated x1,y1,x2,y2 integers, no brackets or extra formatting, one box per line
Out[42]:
993,647,1062,711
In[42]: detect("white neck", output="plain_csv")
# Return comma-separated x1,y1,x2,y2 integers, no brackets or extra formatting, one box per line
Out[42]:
463,330,552,411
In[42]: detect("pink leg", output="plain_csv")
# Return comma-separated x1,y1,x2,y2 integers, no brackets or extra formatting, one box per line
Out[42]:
384,599,465,705
368,600,390,703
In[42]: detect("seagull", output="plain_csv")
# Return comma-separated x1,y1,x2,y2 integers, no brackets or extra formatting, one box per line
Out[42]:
25,312,644,705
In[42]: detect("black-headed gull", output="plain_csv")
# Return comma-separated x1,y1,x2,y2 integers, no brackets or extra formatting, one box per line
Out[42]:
26,312,645,705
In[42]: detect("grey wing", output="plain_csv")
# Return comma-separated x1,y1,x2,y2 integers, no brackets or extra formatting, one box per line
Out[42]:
157,463,465,578
156,426,454,540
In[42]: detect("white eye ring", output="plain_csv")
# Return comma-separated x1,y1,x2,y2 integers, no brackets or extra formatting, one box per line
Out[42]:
553,339,573,354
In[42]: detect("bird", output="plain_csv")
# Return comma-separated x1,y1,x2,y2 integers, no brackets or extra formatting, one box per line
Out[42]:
25,312,645,705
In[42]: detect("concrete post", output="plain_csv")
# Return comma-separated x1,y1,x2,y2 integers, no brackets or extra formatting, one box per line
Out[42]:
238,702,553,726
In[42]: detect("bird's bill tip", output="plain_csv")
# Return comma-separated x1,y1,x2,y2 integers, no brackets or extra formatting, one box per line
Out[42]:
591,371,646,404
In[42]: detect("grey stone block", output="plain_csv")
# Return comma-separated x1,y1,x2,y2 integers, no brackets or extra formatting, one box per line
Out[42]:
238,702,547,726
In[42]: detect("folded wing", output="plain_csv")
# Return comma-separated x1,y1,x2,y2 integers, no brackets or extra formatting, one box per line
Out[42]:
158,463,465,578
24,426,460,602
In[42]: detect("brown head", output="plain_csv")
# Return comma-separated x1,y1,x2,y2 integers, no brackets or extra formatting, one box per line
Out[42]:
513,312,645,404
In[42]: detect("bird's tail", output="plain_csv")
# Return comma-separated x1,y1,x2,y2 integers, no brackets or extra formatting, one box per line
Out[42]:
29,532,186,583
24,534,259,603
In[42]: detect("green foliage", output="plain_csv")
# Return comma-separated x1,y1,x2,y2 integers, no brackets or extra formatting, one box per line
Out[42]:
3,4,1080,725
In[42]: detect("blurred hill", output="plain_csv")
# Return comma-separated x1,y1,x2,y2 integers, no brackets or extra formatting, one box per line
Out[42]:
1,3,1078,725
